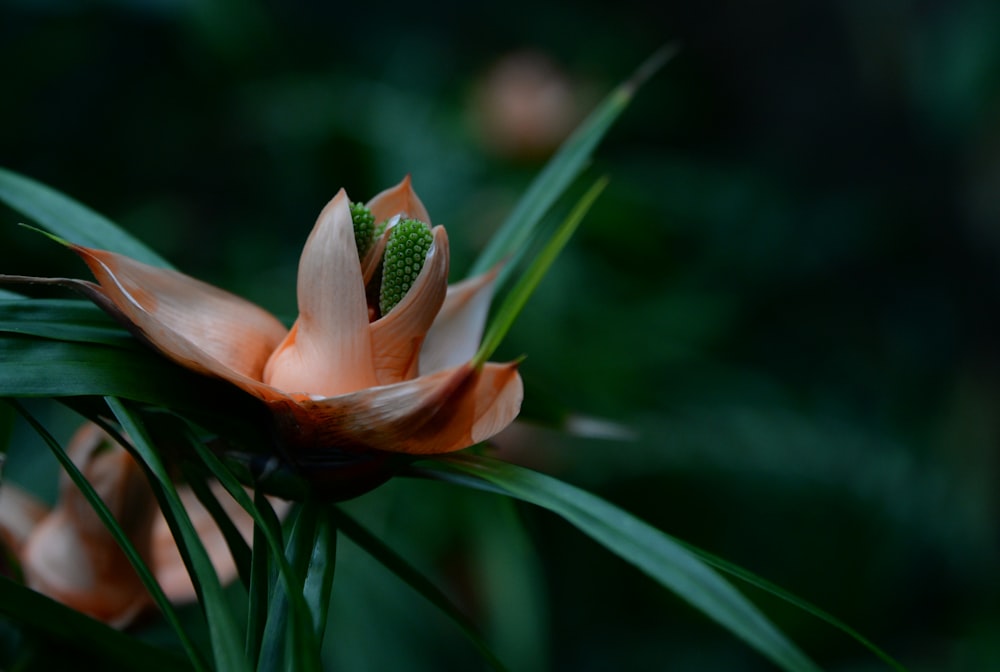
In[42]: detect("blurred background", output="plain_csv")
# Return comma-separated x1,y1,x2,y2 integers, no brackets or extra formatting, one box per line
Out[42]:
2,0,1000,670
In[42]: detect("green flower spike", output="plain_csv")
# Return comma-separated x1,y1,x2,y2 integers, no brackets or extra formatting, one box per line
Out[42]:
379,218,433,315
349,202,375,259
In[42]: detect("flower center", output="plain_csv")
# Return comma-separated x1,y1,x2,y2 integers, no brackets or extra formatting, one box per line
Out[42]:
379,218,433,315
349,203,375,258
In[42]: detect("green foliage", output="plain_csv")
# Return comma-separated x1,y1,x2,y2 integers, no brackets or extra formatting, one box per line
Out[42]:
417,455,822,672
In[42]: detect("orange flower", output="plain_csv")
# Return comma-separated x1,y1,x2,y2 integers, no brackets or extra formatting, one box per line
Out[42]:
67,178,522,462
0,424,276,627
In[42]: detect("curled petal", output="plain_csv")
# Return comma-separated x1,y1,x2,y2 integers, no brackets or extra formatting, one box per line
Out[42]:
366,175,431,225
370,226,449,385
0,485,48,555
20,424,156,627
419,266,499,374
271,361,523,456
73,245,288,395
264,190,378,397
23,510,152,627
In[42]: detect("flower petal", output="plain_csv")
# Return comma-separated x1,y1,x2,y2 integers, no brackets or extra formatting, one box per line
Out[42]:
370,226,449,385
0,485,48,555
23,510,152,626
264,189,379,397
366,175,432,225
269,361,523,456
74,245,288,395
419,266,499,374
20,424,156,627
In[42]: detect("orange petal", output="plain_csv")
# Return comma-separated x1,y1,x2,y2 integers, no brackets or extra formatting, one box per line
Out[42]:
74,245,288,394
264,190,379,397
370,226,449,385
0,485,48,555
419,267,499,374
270,361,523,456
151,482,291,603
366,175,432,225
23,510,152,627
20,424,156,627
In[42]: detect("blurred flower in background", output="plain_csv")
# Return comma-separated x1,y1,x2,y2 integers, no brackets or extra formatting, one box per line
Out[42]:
470,50,583,161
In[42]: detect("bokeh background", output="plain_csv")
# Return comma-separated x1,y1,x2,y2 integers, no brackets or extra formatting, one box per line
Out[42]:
2,1,1000,670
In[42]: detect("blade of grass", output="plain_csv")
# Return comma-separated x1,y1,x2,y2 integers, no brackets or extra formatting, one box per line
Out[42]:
107,398,250,672
0,576,191,672
8,400,209,671
0,167,172,268
414,455,821,672
468,46,675,277
473,177,607,367
331,507,508,672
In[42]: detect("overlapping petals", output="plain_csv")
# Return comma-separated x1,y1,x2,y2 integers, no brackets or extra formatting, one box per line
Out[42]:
0,424,273,627
64,177,522,460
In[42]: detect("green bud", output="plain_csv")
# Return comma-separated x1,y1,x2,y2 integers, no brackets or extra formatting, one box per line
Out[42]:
350,202,375,259
379,218,433,315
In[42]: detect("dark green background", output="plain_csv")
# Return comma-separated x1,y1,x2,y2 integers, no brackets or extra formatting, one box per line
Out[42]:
2,1,999,670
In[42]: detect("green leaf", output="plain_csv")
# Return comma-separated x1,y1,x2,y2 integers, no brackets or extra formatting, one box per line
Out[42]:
245,490,273,665
0,336,270,451
9,401,209,671
473,177,607,367
255,502,322,672
468,46,675,276
675,542,907,671
331,507,509,672
302,512,337,644
0,576,191,672
0,336,197,401
180,460,253,590
176,426,321,672
0,297,134,347
415,455,822,672
107,398,250,672
0,166,173,268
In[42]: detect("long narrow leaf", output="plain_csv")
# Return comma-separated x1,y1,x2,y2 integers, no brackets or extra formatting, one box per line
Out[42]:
468,46,675,276
9,401,209,671
331,507,508,672
245,490,272,664
0,576,190,672
180,460,253,590
177,428,321,672
474,177,607,367
255,503,320,672
107,398,250,672
0,167,172,268
0,297,133,347
303,513,337,643
414,455,821,672
675,542,907,671
0,336,201,401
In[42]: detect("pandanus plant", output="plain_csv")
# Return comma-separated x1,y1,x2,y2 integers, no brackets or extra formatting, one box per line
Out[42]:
0,48,898,672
